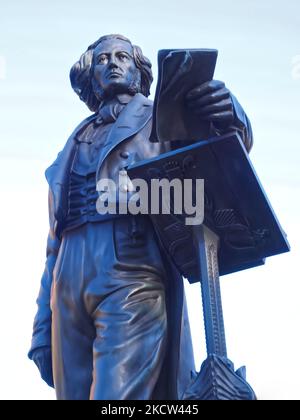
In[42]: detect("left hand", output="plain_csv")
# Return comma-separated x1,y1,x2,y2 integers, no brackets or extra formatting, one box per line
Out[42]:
32,346,54,388
186,80,234,128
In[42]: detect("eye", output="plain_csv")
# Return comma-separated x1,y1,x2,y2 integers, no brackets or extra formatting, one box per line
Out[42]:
98,54,108,64
118,53,129,62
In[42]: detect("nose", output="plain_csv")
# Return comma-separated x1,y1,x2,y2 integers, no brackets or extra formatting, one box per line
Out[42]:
108,54,118,69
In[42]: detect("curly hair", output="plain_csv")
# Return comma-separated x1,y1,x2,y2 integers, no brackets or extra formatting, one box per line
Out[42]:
70,34,153,112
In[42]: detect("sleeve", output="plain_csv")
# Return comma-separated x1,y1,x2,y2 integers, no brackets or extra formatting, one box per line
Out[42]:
28,190,61,359
210,93,253,153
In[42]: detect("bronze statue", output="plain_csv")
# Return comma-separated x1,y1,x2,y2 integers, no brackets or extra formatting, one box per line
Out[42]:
28,34,253,400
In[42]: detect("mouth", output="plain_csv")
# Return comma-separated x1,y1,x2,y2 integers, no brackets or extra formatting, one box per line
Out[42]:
107,71,123,79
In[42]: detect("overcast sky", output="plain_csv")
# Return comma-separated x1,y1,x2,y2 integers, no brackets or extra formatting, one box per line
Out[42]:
0,0,299,400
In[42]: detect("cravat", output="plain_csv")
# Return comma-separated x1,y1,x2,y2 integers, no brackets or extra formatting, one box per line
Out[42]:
95,102,125,125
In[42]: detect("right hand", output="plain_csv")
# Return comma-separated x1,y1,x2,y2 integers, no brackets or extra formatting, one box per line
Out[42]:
186,80,234,127
32,346,54,388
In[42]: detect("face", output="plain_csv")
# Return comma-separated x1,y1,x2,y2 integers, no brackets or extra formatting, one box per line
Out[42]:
92,38,140,99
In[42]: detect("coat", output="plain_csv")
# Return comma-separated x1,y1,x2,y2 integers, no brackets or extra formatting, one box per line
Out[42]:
29,92,253,399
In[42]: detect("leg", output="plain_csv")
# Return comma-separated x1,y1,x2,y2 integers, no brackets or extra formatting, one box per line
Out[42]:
86,216,168,400
51,232,95,400
90,273,167,400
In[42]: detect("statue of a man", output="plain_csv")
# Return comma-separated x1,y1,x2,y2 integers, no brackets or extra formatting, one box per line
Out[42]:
28,34,253,400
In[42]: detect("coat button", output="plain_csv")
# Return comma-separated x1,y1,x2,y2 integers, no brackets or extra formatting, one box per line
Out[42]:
120,151,129,159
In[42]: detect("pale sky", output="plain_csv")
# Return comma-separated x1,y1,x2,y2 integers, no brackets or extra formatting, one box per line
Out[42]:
0,0,299,400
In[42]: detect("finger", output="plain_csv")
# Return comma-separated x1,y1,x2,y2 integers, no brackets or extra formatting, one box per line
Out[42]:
186,80,225,99
187,87,230,107
201,110,234,122
192,99,233,115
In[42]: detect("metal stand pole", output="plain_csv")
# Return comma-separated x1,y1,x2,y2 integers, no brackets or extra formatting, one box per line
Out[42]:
193,225,227,358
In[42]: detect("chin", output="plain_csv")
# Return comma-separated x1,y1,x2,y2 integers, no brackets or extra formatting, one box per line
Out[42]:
105,83,135,98
93,79,141,101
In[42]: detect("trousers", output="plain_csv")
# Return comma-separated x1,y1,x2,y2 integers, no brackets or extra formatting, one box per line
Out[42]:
50,215,168,400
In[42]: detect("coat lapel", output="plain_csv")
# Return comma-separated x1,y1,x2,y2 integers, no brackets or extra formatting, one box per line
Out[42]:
96,93,153,179
45,114,96,223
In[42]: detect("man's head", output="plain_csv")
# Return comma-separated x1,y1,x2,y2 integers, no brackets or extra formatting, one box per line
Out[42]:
70,35,153,111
